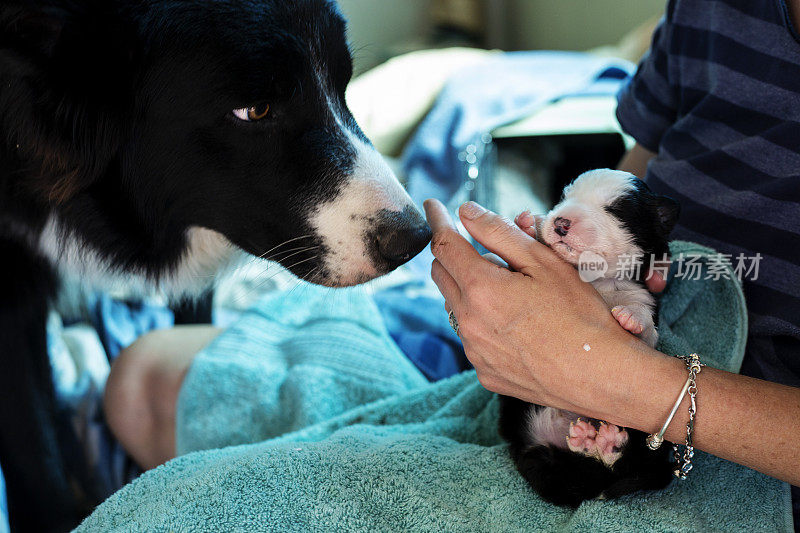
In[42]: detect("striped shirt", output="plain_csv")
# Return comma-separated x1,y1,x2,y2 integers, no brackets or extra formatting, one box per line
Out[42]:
616,0,800,519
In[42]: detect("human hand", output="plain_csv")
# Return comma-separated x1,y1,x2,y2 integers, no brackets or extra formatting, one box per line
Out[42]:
424,199,639,411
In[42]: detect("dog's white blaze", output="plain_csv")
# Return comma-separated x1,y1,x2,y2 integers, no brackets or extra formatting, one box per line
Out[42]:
309,133,414,285
303,68,419,284
39,216,235,296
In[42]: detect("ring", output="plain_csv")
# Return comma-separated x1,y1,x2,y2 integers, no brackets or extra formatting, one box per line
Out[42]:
448,310,460,336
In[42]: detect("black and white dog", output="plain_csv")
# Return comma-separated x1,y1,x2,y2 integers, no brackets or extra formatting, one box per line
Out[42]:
499,169,680,507
0,0,430,529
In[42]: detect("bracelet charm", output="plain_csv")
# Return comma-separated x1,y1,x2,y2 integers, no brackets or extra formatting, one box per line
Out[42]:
647,353,704,480
673,355,703,479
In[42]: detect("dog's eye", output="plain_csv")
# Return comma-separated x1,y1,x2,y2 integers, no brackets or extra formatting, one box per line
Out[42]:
232,104,270,122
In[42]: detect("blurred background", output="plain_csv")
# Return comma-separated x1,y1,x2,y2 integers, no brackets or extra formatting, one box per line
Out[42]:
339,0,665,74
336,0,667,226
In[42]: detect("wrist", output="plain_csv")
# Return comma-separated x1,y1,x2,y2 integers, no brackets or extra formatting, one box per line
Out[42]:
569,333,689,435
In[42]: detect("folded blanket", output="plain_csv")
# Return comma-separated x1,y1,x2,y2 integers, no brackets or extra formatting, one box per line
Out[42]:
78,242,793,532
175,284,429,454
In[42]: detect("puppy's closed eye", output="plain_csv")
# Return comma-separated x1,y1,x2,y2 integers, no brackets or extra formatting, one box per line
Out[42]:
232,103,270,122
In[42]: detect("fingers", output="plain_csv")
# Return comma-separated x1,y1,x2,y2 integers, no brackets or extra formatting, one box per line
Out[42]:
431,259,461,311
459,202,543,275
423,199,492,285
482,253,508,269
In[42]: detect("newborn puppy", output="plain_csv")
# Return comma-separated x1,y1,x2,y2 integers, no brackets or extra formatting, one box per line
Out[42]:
498,169,680,507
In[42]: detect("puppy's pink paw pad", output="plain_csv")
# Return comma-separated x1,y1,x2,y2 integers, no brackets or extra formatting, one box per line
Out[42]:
566,419,597,454
611,306,644,335
596,423,628,466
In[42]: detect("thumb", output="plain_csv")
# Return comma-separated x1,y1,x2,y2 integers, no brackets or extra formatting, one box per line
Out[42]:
459,202,540,274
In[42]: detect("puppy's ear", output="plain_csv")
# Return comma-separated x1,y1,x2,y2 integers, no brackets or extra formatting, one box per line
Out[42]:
1,1,137,204
655,196,680,235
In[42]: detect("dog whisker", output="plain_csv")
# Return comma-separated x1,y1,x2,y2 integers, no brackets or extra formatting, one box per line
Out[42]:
247,235,314,264
241,255,319,301
285,265,321,298
191,244,316,281
263,245,321,263
238,245,320,284
236,238,316,280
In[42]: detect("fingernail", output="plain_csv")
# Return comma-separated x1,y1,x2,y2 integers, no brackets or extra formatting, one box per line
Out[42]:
460,201,486,220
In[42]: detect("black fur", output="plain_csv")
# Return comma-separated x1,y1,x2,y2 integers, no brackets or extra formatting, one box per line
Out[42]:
499,398,674,508
605,178,680,275
1,0,370,283
499,176,680,508
1,1,429,530
0,240,88,531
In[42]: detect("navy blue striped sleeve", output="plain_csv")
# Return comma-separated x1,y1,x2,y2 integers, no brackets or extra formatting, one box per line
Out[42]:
616,6,679,152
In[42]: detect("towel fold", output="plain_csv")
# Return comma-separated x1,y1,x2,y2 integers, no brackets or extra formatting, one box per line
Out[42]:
78,242,793,532
176,284,428,454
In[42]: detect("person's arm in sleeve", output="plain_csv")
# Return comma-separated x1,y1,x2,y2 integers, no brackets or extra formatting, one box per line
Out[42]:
616,1,679,154
616,1,679,175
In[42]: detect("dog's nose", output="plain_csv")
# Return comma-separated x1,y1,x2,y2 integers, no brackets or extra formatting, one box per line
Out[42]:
374,207,432,267
554,217,571,237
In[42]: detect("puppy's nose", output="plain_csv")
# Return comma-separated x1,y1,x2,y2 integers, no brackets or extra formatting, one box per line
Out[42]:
554,217,571,237
374,207,432,267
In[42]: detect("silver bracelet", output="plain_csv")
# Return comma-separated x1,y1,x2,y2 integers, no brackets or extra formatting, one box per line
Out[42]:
645,353,704,479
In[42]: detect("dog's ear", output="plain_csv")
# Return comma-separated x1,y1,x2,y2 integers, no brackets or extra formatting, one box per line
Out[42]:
655,195,680,236
1,1,138,204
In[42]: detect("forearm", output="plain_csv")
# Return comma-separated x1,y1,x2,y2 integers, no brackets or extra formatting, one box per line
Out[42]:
617,143,656,178
571,335,800,486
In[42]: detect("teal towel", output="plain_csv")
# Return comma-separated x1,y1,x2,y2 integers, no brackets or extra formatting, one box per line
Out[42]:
175,284,429,454
78,242,793,532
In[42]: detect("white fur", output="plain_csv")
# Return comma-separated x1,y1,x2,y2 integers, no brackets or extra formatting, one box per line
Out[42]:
593,277,658,347
168,227,239,294
309,134,415,286
592,277,656,310
38,216,237,296
525,407,573,450
308,75,418,286
541,169,644,276
561,169,637,207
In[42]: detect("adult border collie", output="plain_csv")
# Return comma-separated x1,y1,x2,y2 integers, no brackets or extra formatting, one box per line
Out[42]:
0,1,431,530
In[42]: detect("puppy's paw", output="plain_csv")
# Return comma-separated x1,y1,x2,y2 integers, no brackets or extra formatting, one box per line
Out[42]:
566,418,597,455
611,306,645,335
595,422,628,466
